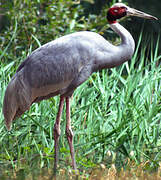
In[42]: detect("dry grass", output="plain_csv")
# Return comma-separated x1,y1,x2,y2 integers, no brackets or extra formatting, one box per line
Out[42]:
20,161,161,180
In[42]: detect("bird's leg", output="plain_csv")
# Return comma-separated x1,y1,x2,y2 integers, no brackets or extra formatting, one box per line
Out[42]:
65,97,77,170
53,96,64,173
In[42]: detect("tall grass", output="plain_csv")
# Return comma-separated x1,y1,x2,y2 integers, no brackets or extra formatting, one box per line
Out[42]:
0,34,160,177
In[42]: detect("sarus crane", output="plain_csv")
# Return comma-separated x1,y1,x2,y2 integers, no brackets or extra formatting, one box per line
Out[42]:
3,3,157,171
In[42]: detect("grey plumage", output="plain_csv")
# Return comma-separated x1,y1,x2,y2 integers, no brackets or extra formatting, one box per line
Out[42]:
3,28,134,130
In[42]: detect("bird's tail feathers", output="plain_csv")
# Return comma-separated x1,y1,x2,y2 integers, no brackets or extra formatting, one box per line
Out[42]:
3,75,31,130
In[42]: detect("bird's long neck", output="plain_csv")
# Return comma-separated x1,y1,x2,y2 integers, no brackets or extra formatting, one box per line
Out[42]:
96,22,135,70
112,22,135,47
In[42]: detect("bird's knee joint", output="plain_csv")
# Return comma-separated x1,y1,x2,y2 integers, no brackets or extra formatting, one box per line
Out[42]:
66,127,74,139
53,124,61,138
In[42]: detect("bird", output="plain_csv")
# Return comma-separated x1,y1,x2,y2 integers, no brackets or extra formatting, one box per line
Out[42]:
3,3,157,172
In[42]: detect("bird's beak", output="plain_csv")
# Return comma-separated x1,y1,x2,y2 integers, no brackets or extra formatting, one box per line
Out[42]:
127,7,158,20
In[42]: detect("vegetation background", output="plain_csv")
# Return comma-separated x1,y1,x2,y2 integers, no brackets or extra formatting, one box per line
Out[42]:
0,0,160,179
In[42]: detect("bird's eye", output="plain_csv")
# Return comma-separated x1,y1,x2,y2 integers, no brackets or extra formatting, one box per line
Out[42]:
114,9,118,13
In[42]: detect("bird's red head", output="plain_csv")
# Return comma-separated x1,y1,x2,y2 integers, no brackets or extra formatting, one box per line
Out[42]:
107,3,158,24
107,4,127,24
